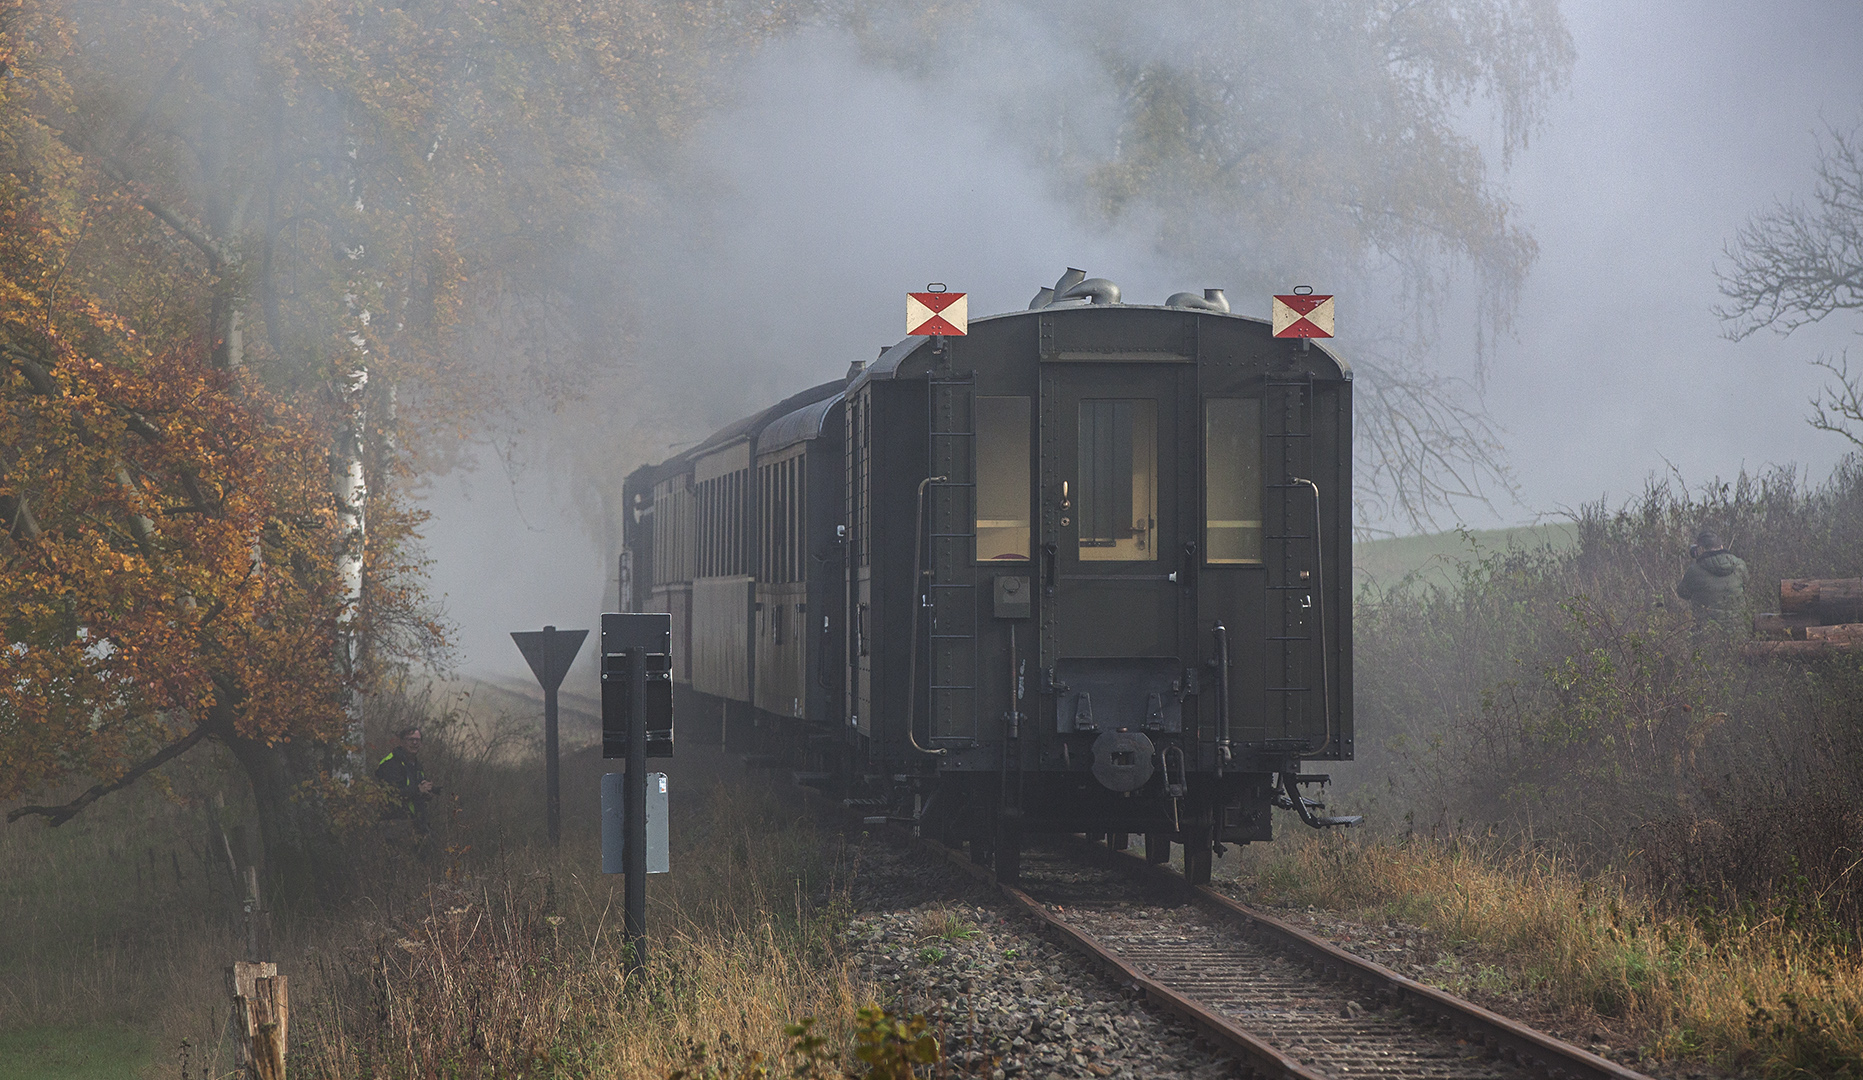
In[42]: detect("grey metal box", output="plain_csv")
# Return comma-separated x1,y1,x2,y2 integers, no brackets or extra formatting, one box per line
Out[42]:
993,575,1032,619
602,611,670,655
601,771,670,875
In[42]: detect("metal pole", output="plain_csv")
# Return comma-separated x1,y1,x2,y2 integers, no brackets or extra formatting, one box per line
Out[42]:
544,684,561,847
625,646,647,974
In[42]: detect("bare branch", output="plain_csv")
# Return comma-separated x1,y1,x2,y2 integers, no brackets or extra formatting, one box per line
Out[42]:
1807,349,1863,450
1353,357,1518,536
7,725,209,826
54,125,229,270
1716,117,1863,340
3,343,59,396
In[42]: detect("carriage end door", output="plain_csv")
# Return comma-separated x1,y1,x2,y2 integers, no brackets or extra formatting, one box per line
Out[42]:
1039,364,1194,717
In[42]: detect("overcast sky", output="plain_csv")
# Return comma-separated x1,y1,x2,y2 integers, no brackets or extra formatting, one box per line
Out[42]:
422,0,1863,682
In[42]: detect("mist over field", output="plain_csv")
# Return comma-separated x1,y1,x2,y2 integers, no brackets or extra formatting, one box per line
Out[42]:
425,0,1863,684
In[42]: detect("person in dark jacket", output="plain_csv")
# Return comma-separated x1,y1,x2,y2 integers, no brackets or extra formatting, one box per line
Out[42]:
375,726,434,832
1676,526,1749,623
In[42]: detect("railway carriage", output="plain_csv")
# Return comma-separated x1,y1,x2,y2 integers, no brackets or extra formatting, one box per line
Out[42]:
621,271,1356,883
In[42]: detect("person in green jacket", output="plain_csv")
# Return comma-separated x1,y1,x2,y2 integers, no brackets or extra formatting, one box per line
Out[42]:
1676,526,1749,624
375,726,435,834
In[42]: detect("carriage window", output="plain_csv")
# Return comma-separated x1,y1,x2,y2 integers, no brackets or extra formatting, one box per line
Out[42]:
1077,399,1157,562
975,396,1030,561
1205,398,1263,564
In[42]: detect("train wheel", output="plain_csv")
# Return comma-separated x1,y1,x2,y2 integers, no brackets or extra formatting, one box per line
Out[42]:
1183,823,1213,885
1144,833,1169,864
993,811,1022,883
993,837,1021,882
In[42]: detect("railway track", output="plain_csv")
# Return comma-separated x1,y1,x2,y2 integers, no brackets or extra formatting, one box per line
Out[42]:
903,830,1651,1080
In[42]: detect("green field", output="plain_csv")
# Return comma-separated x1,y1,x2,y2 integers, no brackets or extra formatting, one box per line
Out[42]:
0,1026,150,1080
1353,522,1577,592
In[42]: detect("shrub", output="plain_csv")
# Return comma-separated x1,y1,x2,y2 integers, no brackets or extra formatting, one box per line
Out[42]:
1351,459,1863,924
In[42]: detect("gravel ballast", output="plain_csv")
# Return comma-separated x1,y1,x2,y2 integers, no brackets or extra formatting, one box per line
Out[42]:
842,838,1241,1079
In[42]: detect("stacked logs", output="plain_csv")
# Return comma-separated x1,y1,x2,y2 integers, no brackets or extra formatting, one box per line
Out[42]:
1744,579,1863,659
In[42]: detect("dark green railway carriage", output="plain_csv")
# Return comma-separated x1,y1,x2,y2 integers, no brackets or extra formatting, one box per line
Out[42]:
621,279,1355,883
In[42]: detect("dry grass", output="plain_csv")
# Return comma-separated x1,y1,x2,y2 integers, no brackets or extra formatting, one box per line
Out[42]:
293,879,865,1078
912,907,979,945
0,739,252,1040
288,772,872,1078
3,687,883,1080
1234,830,1863,1077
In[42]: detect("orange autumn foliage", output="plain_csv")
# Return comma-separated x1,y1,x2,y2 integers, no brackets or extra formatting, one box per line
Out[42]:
0,0,347,803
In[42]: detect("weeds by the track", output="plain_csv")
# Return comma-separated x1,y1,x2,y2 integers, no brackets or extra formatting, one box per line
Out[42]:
3,681,898,1079
1234,831,1863,1077
294,775,870,1078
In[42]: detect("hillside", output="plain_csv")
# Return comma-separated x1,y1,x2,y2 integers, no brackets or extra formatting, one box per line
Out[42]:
1352,522,1578,592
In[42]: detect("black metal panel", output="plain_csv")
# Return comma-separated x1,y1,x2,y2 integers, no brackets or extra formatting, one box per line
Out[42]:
862,378,929,762
1038,306,1198,362
1052,657,1183,734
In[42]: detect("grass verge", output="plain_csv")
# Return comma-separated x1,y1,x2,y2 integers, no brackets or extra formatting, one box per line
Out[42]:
292,771,870,1077
0,1025,150,1080
1231,831,1863,1077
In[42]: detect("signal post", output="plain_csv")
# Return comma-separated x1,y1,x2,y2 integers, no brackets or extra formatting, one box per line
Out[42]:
600,612,673,975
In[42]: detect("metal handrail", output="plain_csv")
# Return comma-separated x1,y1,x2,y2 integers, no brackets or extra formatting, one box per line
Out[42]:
1290,477,1333,756
903,475,949,756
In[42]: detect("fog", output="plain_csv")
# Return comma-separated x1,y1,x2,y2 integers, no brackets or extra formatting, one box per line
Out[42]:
1488,0,1863,519
421,0,1863,683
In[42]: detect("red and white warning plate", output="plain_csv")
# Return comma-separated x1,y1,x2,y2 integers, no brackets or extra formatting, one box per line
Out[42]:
1271,293,1334,339
907,291,967,336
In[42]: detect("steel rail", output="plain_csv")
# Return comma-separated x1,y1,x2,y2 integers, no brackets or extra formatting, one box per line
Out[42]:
1066,836,1655,1080
803,782,1652,1080
878,823,1318,1080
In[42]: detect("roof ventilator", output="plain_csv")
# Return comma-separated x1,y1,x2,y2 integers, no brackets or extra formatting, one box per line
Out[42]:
1165,288,1229,312
1060,277,1121,304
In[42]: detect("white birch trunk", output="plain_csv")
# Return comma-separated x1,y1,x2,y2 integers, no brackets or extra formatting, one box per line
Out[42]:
333,302,370,773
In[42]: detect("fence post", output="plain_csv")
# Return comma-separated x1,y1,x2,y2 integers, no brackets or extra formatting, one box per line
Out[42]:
228,960,288,1080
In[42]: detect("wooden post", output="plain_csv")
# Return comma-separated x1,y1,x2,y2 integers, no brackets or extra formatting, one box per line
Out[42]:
229,961,288,1080
242,866,272,960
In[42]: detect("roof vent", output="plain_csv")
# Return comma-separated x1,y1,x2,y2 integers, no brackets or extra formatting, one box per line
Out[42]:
1028,286,1055,309
846,359,866,382
1062,277,1121,304
1165,288,1230,313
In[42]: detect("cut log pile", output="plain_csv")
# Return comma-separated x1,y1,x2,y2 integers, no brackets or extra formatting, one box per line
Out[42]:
1745,579,1863,659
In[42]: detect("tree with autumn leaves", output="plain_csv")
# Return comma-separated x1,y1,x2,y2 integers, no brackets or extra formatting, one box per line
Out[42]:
1,1,366,900
0,0,782,900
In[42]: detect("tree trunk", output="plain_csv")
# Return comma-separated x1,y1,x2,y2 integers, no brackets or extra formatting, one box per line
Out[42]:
219,731,352,907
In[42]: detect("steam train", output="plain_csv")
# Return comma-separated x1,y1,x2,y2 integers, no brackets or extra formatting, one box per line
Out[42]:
618,269,1356,883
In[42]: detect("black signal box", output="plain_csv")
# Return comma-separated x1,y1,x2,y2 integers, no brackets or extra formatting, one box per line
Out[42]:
602,612,674,759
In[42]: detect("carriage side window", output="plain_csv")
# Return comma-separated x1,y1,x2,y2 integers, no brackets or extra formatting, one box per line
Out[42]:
850,398,868,569
975,396,1031,561
1205,398,1263,564
1077,399,1157,562
793,458,806,582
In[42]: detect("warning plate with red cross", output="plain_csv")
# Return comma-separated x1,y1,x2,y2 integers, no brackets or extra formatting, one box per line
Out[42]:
1271,293,1335,339
907,291,967,336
